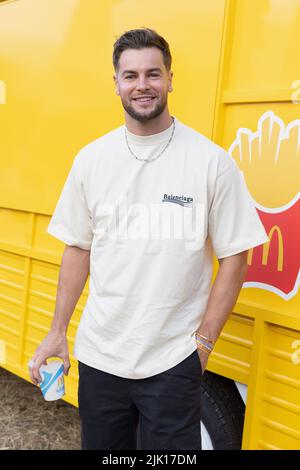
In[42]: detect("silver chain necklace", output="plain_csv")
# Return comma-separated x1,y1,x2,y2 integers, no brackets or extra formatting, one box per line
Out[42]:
124,117,175,163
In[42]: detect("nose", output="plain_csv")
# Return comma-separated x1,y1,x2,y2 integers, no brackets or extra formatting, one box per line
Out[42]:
136,75,150,91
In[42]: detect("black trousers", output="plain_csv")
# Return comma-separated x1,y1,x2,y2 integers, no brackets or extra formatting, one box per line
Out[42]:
78,349,202,450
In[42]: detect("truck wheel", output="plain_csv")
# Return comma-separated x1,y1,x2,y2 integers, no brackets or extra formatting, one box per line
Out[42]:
200,370,245,450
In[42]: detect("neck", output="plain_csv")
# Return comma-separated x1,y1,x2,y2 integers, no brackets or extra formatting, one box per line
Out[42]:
125,109,173,136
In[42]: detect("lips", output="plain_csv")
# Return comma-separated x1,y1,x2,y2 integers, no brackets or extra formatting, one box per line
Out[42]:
133,96,156,102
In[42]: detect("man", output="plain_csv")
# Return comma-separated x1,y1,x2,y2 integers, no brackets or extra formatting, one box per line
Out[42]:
29,28,269,450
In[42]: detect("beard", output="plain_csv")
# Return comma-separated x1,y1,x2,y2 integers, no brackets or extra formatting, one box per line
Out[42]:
121,95,167,122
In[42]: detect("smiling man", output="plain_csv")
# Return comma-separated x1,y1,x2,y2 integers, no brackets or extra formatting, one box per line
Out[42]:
114,46,172,130
30,28,269,450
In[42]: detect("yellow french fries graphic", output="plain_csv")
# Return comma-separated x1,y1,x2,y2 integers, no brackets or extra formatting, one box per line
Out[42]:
228,111,300,207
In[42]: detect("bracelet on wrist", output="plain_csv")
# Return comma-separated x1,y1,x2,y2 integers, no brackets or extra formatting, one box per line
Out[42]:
196,343,212,354
196,338,213,352
195,332,215,354
195,331,216,345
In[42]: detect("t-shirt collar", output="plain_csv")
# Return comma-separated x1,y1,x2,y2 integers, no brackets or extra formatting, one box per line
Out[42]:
124,116,177,146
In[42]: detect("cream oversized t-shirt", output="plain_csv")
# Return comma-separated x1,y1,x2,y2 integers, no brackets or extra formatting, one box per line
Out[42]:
46,116,269,379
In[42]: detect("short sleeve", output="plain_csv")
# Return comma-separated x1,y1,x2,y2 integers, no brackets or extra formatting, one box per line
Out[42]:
46,153,93,250
208,158,269,259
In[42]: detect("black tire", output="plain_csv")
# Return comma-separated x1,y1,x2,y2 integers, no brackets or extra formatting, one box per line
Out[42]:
200,370,245,449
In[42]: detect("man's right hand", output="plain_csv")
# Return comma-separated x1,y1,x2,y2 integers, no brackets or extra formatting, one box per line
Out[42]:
28,330,70,386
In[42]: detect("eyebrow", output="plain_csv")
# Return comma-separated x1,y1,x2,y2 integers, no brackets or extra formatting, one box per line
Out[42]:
121,68,162,76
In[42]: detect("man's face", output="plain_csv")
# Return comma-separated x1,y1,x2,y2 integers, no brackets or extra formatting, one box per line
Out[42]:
113,47,173,122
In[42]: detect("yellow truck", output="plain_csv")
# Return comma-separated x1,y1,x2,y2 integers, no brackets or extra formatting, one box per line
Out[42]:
0,0,299,450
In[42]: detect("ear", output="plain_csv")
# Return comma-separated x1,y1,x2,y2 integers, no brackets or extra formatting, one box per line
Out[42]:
168,70,173,92
113,74,120,96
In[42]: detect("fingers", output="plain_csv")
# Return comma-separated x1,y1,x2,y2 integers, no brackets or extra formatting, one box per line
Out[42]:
63,358,71,376
28,358,44,386
29,364,40,386
29,356,70,385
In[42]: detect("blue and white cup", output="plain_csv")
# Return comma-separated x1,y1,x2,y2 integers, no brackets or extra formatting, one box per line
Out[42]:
28,359,65,401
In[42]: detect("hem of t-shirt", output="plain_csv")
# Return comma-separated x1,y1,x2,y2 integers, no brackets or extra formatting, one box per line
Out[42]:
214,234,269,259
46,224,92,250
73,343,198,380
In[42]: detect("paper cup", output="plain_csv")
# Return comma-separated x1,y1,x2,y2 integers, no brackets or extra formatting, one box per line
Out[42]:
28,359,65,401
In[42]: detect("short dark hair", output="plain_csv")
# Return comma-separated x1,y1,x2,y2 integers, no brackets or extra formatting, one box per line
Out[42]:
113,27,172,73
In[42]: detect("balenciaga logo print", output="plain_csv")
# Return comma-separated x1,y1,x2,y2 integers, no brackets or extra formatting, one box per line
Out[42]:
162,193,193,208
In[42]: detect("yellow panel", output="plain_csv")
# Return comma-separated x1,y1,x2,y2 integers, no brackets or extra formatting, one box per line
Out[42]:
0,250,25,368
0,0,225,215
0,208,32,249
1,342,18,367
0,251,24,320
209,313,254,384
256,323,300,449
228,0,300,91
34,214,65,255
